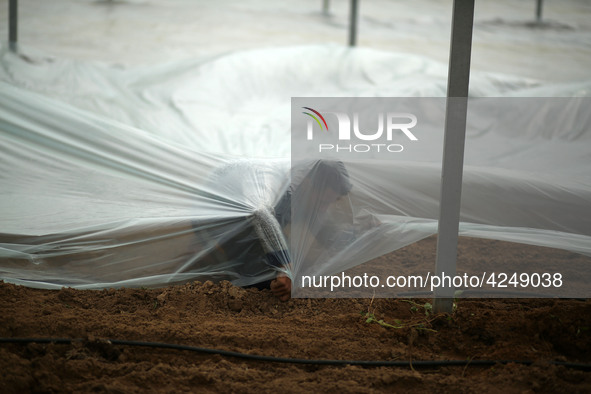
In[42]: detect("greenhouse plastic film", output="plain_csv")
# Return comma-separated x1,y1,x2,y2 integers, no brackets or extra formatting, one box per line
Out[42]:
291,96,591,297
0,45,590,297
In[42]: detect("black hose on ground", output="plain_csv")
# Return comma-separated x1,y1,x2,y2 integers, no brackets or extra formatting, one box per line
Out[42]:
1,337,590,371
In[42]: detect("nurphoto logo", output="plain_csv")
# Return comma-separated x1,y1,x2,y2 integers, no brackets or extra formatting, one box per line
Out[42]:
302,106,418,153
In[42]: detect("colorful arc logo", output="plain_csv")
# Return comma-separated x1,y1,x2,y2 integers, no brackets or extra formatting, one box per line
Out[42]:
302,107,328,131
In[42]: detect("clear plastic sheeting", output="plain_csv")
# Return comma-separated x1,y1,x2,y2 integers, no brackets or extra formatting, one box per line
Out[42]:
289,95,591,297
0,44,590,294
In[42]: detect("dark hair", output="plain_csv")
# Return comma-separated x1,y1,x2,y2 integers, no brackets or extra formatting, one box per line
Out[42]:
310,160,352,196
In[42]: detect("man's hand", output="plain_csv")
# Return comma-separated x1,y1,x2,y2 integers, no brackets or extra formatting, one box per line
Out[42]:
270,276,292,302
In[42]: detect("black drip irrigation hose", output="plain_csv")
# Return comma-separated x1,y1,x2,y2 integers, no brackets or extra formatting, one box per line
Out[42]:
1,337,590,371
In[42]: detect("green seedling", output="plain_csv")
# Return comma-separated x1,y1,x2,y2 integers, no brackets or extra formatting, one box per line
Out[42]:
363,312,401,329
361,294,437,332
423,302,433,317
400,299,431,315
401,299,456,316
360,310,437,332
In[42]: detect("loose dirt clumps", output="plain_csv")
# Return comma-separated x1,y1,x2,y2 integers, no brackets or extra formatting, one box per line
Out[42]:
1,237,590,393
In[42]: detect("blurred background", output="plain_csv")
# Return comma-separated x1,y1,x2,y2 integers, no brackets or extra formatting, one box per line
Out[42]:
0,0,590,82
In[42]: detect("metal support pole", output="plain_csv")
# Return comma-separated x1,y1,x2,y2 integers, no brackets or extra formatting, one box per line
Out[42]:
536,0,543,23
9,0,18,51
322,0,330,16
433,0,475,314
348,0,359,46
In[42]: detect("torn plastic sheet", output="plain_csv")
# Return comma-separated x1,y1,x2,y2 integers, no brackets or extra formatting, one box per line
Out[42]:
0,45,590,295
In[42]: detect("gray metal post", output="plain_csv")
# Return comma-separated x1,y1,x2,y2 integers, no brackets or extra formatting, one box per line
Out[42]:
323,0,330,16
433,0,475,314
536,0,543,22
348,0,359,46
9,0,17,51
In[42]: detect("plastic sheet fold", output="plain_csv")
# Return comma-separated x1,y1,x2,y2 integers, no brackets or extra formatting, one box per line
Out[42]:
0,44,590,292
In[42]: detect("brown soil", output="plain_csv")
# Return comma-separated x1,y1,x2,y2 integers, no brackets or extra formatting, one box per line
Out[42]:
1,237,590,393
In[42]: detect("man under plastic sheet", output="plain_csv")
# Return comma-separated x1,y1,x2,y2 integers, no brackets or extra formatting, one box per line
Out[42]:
198,159,353,301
